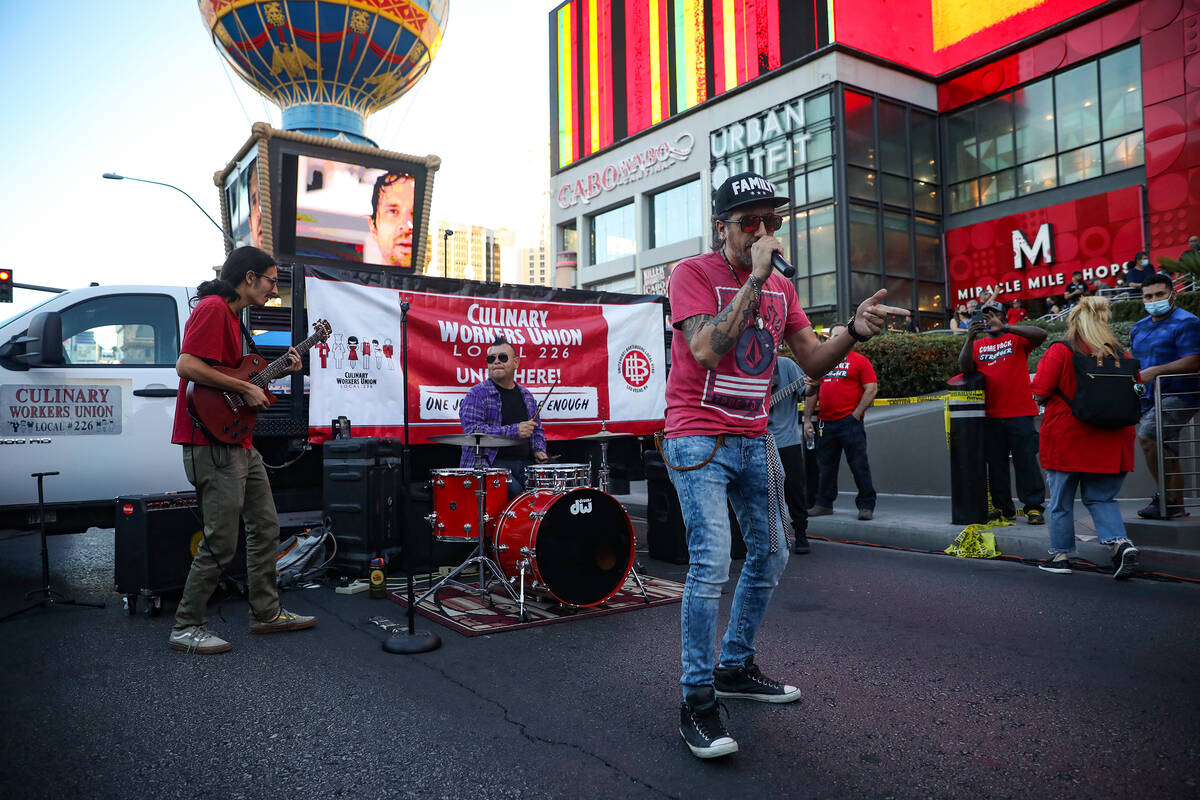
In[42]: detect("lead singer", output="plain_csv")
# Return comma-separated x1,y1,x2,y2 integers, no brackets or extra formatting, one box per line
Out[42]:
664,171,907,758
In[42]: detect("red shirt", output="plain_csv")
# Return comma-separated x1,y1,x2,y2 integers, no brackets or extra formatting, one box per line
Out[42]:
817,351,877,421
1006,308,1027,325
171,295,251,448
971,333,1038,418
1030,342,1135,473
665,251,810,438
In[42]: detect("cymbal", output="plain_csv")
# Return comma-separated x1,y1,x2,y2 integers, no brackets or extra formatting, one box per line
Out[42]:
577,430,628,441
429,432,520,447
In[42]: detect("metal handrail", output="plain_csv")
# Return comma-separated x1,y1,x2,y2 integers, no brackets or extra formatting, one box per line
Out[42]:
1150,375,1200,518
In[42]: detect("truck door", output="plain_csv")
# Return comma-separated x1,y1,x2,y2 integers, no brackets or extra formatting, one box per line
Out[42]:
1,291,191,511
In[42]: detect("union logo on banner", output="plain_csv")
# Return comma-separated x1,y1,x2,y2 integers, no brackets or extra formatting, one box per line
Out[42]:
619,345,653,391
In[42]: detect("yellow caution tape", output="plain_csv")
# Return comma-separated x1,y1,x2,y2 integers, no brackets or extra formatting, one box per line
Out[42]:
872,395,943,407
944,521,1007,558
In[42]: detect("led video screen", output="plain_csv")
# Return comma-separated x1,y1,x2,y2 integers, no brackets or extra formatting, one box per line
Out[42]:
223,151,263,249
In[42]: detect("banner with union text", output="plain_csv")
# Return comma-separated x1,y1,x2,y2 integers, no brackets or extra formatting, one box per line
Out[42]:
304,276,667,444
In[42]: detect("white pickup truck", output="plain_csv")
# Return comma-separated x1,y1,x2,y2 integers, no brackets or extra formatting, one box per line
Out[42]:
0,284,201,532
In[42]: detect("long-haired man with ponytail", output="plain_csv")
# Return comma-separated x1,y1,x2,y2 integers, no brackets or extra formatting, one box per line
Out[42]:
168,247,316,654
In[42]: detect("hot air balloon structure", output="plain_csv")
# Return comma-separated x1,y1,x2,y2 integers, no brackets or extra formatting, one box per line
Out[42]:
199,0,449,144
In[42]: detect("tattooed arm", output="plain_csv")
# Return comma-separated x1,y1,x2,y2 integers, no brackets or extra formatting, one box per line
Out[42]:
677,277,763,370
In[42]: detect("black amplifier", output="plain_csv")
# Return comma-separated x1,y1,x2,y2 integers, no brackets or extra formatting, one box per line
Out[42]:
113,492,246,616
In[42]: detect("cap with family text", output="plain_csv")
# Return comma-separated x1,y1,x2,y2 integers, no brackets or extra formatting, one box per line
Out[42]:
713,171,789,217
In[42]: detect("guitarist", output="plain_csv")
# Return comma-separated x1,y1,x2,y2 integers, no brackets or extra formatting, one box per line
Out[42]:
768,354,814,554
168,246,316,655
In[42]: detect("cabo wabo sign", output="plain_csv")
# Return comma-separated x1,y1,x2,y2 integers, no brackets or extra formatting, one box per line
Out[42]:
305,278,667,443
556,133,695,208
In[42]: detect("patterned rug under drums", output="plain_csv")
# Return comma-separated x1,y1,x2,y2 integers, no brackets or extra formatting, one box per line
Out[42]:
389,572,684,637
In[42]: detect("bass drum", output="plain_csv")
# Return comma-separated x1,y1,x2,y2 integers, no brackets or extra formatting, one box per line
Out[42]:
493,488,635,608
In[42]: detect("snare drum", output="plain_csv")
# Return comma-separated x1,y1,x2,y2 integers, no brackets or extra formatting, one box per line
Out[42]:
525,462,591,491
427,467,510,542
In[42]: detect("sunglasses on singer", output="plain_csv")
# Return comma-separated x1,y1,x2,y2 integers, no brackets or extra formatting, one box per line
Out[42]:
724,214,783,233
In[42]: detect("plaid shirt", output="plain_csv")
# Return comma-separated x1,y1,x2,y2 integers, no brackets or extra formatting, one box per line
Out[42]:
458,379,547,467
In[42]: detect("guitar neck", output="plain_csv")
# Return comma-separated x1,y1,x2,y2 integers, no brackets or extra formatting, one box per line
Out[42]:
249,331,322,387
770,376,806,408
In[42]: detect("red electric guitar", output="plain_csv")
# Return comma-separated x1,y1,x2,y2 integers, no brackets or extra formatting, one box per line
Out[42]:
187,319,331,445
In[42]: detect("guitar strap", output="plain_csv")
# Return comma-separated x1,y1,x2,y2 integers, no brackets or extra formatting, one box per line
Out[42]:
237,316,265,358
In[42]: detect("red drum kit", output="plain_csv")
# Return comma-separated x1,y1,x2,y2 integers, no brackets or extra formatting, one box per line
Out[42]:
420,428,647,621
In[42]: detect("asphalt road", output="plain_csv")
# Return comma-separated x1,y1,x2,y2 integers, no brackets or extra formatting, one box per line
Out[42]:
1,528,1197,800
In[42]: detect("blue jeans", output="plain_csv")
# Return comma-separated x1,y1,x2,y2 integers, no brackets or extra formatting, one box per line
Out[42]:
1045,470,1129,553
813,415,876,510
664,435,790,697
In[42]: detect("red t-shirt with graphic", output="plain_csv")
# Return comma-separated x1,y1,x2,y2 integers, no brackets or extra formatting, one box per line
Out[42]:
1006,307,1027,325
817,351,877,421
971,332,1038,418
666,251,810,438
171,295,252,448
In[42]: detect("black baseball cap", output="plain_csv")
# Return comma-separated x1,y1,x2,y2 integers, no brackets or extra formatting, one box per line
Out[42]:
713,171,789,217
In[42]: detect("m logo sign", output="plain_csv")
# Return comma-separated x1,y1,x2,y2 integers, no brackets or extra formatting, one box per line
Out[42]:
570,497,593,516
1012,223,1053,270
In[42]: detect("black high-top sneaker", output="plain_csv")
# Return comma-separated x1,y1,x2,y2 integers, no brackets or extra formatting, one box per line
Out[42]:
714,656,802,703
679,688,738,759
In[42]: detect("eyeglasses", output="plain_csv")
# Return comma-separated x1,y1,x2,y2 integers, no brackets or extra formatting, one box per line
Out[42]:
485,353,510,364
723,214,783,233
255,273,279,289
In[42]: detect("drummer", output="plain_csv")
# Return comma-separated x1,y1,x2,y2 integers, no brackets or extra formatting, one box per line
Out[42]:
458,336,549,495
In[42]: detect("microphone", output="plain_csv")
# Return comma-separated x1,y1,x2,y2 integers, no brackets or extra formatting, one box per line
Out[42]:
771,252,796,278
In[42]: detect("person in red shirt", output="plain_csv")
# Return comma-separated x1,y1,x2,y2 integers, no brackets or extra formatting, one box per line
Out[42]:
1006,298,1027,326
1030,297,1139,578
665,171,908,759
169,246,316,655
959,299,1048,523
803,324,878,520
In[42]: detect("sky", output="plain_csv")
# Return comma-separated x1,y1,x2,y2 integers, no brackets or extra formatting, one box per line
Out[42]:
0,0,560,314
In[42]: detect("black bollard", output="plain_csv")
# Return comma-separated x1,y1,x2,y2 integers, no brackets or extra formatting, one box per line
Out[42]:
947,372,988,525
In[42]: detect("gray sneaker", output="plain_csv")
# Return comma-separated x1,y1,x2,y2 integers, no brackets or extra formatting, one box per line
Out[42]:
250,608,317,634
168,626,232,654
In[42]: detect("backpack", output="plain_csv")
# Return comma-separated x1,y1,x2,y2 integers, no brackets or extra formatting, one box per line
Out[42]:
1051,342,1141,429
276,528,334,587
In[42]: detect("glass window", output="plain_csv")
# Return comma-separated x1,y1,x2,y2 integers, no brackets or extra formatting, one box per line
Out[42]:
1100,46,1142,138
590,203,636,264
849,205,879,273
886,277,913,310
650,180,702,248
914,180,938,215
792,210,810,277
806,128,833,163
1055,62,1100,150
59,294,180,366
794,279,809,307
1017,156,1057,195
791,175,808,207
775,211,793,266
878,102,908,176
883,174,910,207
1014,79,1055,163
911,110,938,184
851,271,879,304
946,108,977,182
978,170,1015,205
918,282,944,313
1058,144,1102,185
808,206,836,274
807,166,833,202
847,167,878,201
915,218,942,281
805,91,832,123
844,91,876,168
950,180,978,213
882,212,911,276
1104,131,1144,172
811,272,837,307
976,96,1015,173
561,221,578,253
587,275,637,293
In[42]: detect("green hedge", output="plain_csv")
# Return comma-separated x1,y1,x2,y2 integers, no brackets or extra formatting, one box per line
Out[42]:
856,333,963,398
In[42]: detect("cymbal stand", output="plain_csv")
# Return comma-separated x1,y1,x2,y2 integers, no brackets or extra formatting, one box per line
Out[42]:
414,439,521,611
595,422,650,605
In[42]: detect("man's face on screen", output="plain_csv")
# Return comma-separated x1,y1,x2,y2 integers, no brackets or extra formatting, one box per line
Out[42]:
370,176,414,267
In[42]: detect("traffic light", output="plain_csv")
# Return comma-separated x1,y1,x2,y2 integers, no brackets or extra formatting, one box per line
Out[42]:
0,269,11,303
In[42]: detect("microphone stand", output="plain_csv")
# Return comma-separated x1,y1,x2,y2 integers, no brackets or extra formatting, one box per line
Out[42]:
384,297,441,654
